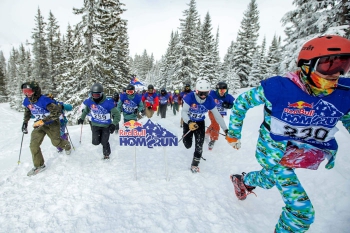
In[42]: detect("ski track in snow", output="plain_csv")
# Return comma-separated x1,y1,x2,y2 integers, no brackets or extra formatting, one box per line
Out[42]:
0,100,349,233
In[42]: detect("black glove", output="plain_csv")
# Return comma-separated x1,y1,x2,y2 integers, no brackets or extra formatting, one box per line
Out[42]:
77,118,84,125
224,129,228,136
147,106,152,110
222,102,233,109
134,109,138,114
22,122,28,134
109,124,116,134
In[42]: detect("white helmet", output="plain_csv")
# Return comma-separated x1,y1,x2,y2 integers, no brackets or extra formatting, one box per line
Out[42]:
196,79,210,92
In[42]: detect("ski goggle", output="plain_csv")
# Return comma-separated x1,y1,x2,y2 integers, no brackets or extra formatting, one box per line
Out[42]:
23,88,34,96
126,90,135,95
217,88,227,95
196,90,209,97
92,92,102,99
315,55,350,75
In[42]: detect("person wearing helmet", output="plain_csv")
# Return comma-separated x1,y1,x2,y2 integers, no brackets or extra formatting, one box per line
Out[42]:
141,84,159,118
226,35,350,233
21,81,72,176
180,83,192,127
45,93,73,153
117,84,144,123
181,79,228,173
113,92,119,104
158,88,171,118
205,81,235,150
77,83,120,160
172,89,181,115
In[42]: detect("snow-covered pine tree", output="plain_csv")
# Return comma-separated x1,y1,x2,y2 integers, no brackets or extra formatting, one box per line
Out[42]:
96,0,129,94
266,35,282,77
258,36,268,80
32,8,50,94
0,51,6,103
161,31,180,90
198,12,217,87
174,0,200,86
232,0,260,87
46,11,62,94
7,48,23,110
248,46,262,87
212,27,221,85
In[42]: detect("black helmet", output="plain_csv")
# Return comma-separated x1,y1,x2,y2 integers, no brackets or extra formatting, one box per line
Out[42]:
91,83,103,93
148,84,154,90
185,83,190,88
90,83,103,99
113,92,119,98
126,84,135,91
216,82,228,90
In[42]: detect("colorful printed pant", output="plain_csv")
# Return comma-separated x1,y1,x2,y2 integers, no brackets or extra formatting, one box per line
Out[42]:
243,127,315,232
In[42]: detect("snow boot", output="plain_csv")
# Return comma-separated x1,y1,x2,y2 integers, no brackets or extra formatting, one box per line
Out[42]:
103,155,110,160
230,172,256,200
208,140,215,150
65,148,71,155
191,166,200,173
27,164,46,176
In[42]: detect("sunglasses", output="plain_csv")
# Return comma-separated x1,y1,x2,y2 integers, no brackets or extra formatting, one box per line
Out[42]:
196,90,209,97
315,55,350,75
126,90,135,95
92,92,102,98
23,88,34,96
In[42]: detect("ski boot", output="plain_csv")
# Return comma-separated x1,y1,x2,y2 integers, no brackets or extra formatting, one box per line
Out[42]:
27,164,46,176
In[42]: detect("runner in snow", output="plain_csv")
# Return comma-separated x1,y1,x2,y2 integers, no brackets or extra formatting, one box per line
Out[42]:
180,83,192,127
142,84,159,119
77,83,120,160
158,88,171,118
172,89,181,116
181,79,228,173
205,81,235,150
117,84,144,123
226,35,350,233
21,81,71,176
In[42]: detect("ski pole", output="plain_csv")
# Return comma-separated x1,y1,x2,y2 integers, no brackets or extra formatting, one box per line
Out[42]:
79,124,83,144
18,133,25,165
179,129,191,142
205,126,226,136
65,126,75,150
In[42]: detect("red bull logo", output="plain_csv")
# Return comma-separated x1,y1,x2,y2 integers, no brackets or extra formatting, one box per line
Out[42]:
287,101,313,109
284,101,314,116
191,103,198,109
28,104,34,110
123,120,142,129
91,104,98,110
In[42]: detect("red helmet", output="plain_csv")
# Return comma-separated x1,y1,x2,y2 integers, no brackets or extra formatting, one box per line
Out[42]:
297,35,350,67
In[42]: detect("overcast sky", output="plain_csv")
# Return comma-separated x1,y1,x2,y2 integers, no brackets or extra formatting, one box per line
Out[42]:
0,0,294,61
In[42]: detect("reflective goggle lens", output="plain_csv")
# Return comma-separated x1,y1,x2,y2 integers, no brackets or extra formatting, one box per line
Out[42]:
126,90,135,95
197,91,209,97
315,55,350,75
23,88,34,96
92,92,102,98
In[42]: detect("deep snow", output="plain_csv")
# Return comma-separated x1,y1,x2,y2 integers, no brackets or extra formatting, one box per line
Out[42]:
0,91,349,232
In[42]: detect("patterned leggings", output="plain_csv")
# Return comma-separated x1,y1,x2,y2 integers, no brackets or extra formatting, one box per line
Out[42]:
244,127,315,232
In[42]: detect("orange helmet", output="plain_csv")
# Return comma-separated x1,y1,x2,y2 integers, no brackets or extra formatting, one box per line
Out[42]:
297,35,350,67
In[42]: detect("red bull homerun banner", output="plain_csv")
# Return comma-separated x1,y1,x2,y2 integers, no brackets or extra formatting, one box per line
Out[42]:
119,119,178,148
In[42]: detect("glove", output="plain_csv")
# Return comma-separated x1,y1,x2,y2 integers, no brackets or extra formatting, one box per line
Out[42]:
33,120,44,128
22,122,28,134
226,136,241,149
115,124,119,131
224,129,228,136
222,102,233,109
188,121,199,131
134,109,138,114
77,118,84,125
148,106,152,110
109,124,116,134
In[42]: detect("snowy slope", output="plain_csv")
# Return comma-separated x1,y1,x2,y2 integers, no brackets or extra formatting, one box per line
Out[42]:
0,99,349,233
